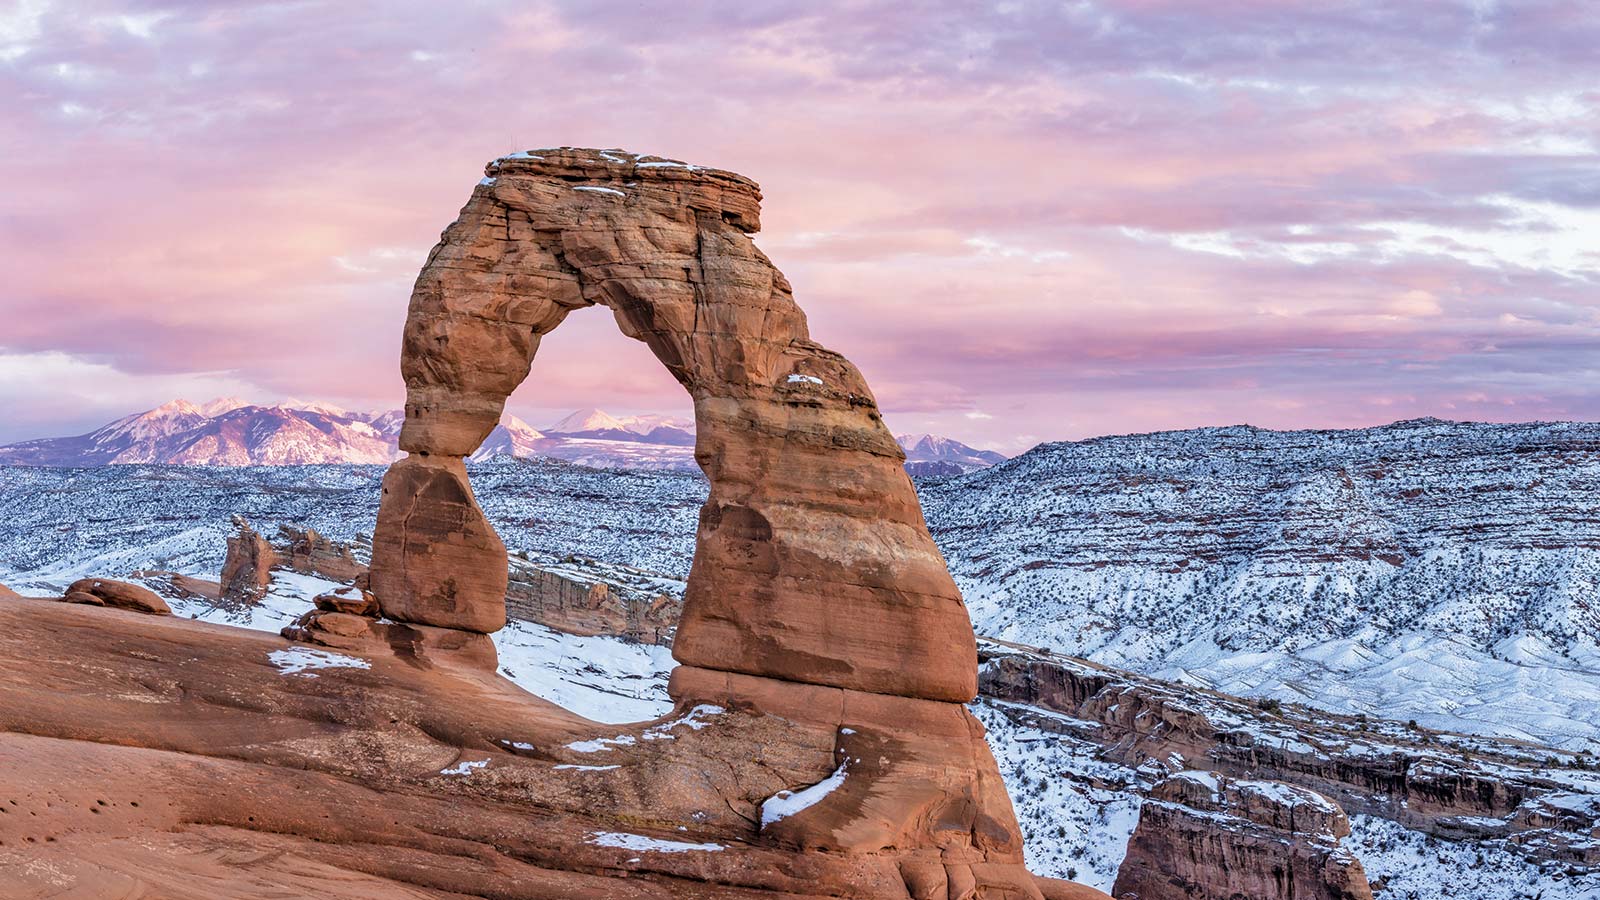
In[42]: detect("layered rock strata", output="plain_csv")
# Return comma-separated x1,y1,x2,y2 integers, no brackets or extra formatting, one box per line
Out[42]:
1113,772,1373,900
506,553,680,645
978,640,1600,868
276,524,366,582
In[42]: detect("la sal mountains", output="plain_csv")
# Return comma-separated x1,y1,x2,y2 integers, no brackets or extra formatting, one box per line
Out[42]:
0,398,1006,472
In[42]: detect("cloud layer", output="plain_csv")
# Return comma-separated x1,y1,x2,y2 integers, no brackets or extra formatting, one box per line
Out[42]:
3,0,1597,449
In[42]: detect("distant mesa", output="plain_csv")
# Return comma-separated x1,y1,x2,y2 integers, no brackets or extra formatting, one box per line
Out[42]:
0,398,1006,473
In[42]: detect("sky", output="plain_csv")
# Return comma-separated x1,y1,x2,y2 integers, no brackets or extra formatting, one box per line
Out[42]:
2,1,1597,452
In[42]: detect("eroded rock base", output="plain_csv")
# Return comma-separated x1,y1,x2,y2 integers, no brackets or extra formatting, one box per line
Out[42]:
0,598,1101,900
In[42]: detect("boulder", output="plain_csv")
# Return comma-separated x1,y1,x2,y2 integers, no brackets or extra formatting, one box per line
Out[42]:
62,578,172,616
313,583,380,617
281,609,376,652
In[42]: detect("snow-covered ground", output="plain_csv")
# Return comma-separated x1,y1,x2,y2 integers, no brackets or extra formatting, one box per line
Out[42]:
926,419,1600,752
973,701,1143,891
1347,815,1600,900
973,698,1600,898
9,517,1598,896
9,419,1600,752
165,569,674,725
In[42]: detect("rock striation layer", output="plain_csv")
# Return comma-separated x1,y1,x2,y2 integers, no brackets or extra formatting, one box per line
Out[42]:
1113,772,1373,900
978,640,1600,870
507,553,681,646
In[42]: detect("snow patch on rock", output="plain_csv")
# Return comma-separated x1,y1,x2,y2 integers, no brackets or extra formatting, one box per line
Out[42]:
761,761,849,828
586,831,725,853
268,646,370,678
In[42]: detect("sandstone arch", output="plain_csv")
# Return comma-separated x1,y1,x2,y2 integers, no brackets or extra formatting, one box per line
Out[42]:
2,149,1094,900
370,147,978,703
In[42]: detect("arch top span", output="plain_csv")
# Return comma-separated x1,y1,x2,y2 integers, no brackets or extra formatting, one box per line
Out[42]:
370,148,979,702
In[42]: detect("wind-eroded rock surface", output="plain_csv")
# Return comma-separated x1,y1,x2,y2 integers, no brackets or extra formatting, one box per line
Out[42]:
372,147,976,701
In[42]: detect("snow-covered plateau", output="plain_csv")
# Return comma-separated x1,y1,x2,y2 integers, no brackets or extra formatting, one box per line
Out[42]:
923,418,1600,752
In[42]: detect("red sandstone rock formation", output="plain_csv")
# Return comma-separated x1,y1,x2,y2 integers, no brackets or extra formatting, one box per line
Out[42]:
277,524,367,582
1114,772,1373,900
0,581,21,600
314,583,380,617
506,554,680,645
351,147,1047,896
223,518,370,604
370,147,976,701
220,516,276,601
1,594,1089,898
62,577,172,615
372,456,508,633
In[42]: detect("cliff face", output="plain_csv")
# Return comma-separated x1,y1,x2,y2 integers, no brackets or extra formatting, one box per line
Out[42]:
1112,772,1373,900
978,643,1600,870
506,554,680,646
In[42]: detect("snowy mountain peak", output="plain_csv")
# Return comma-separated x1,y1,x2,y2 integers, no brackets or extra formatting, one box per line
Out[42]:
546,408,630,434
502,414,545,440
92,400,212,450
895,432,1007,473
196,397,252,417
277,397,351,418
544,408,694,437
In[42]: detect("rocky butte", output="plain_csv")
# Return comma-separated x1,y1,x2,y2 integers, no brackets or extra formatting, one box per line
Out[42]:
0,148,1107,899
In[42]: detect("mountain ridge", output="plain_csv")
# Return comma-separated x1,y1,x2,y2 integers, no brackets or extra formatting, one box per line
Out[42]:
0,399,1006,472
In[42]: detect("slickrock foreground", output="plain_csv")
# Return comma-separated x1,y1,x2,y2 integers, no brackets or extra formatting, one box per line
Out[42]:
2,149,1099,899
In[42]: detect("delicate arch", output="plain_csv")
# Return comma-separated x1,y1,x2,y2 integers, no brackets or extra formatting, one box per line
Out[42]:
370,148,977,702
